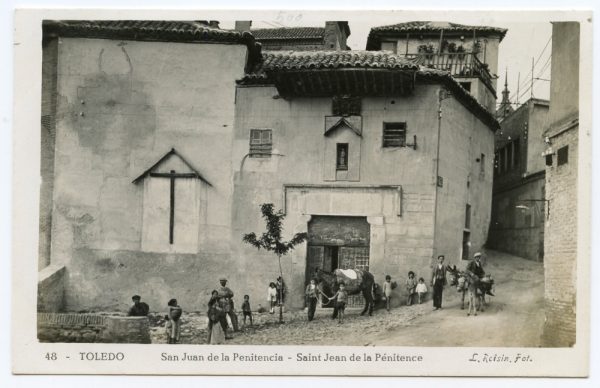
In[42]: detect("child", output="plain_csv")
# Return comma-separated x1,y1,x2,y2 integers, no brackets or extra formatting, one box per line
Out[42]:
241,294,253,326
406,271,417,306
305,278,320,321
416,277,428,304
330,282,348,324
382,275,393,312
207,290,225,344
165,298,182,344
267,282,277,314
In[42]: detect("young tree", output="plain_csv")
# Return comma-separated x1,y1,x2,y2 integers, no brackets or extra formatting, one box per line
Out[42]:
242,203,307,323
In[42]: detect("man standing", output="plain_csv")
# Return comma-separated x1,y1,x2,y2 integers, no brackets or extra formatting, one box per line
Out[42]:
127,295,149,316
430,255,447,310
218,278,239,333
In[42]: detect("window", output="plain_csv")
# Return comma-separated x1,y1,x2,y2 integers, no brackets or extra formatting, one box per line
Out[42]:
480,153,485,176
459,82,471,93
381,41,397,53
557,146,569,166
249,129,272,157
513,138,521,168
465,204,471,229
336,143,349,170
382,122,407,148
506,142,513,171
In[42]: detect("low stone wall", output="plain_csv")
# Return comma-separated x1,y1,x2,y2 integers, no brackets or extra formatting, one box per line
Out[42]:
37,265,66,312
38,313,151,343
104,316,151,344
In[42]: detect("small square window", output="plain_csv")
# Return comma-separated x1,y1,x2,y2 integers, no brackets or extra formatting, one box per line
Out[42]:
336,143,348,171
383,122,407,148
381,41,398,53
249,129,272,157
557,146,568,166
459,82,471,93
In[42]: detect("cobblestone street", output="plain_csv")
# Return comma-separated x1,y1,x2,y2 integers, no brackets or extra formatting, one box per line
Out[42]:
149,250,544,347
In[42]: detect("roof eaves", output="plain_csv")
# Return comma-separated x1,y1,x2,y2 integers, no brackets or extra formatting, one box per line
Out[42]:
417,68,500,131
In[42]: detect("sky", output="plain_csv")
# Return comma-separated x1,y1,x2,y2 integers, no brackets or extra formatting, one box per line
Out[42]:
222,15,552,106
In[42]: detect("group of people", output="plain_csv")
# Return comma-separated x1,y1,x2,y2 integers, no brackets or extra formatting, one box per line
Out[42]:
430,252,488,310
125,252,488,344
304,278,349,324
266,277,286,314
382,273,429,311
126,294,182,344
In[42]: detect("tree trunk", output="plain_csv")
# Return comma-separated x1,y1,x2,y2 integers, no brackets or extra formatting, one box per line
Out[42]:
278,254,284,323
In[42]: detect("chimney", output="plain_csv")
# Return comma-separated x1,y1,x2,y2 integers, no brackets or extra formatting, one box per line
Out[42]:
209,20,220,29
235,20,252,32
324,21,350,50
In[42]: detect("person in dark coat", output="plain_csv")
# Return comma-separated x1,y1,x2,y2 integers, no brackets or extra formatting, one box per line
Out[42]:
430,255,448,310
127,295,149,316
466,252,485,278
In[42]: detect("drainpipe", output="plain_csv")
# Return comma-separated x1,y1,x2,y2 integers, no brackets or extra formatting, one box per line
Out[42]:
432,87,452,261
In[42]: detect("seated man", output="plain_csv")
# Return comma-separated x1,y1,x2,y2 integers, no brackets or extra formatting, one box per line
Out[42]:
467,253,494,296
128,295,150,316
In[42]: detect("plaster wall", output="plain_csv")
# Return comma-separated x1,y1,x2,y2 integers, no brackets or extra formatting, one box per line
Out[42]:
433,95,495,265
49,37,247,311
232,83,494,308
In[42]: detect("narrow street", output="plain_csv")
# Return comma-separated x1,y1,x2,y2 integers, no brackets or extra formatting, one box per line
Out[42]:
150,250,545,347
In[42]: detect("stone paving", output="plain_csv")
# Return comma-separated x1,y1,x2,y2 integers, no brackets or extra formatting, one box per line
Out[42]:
149,300,435,346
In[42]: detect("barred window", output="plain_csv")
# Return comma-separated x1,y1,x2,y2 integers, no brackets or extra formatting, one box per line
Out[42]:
382,122,407,148
249,129,272,157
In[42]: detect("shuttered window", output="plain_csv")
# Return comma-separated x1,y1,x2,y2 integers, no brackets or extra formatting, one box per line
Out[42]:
382,122,407,147
557,145,569,166
249,129,272,157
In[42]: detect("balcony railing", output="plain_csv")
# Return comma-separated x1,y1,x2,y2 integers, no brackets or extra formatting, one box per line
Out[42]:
406,52,495,92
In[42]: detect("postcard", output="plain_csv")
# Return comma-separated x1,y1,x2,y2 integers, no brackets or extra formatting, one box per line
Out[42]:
11,8,592,376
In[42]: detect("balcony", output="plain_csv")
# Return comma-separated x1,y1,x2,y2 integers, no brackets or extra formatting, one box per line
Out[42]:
406,52,495,93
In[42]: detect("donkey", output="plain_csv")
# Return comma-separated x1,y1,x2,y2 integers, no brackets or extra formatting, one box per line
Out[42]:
447,266,488,316
314,268,376,318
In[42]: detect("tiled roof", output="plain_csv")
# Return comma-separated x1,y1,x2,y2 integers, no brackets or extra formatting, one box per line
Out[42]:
367,21,507,49
371,21,507,37
43,20,263,71
43,20,257,45
247,50,420,75
241,50,499,131
251,27,326,40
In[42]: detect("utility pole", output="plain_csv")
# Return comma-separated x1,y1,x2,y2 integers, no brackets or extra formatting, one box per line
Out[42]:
530,57,534,99
516,72,520,106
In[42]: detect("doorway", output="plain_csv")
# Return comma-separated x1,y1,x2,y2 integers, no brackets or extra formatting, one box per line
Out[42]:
306,216,370,308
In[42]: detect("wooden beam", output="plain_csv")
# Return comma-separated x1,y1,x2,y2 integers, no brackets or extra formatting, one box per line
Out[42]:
149,172,198,178
169,170,175,244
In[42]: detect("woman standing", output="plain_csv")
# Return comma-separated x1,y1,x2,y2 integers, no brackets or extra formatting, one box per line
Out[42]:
207,290,225,344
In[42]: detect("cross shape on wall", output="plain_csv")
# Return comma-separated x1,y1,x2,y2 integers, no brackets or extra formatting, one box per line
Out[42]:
148,169,198,244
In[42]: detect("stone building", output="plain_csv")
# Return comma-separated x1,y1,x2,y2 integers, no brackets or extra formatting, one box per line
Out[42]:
236,20,350,51
366,21,507,112
39,20,502,313
235,49,499,308
487,95,549,261
541,22,580,347
39,20,262,312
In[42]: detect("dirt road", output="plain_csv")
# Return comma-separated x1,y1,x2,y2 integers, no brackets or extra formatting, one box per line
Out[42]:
150,250,545,347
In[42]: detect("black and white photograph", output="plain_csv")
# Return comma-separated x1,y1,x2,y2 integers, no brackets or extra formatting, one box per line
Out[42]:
8,6,594,378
